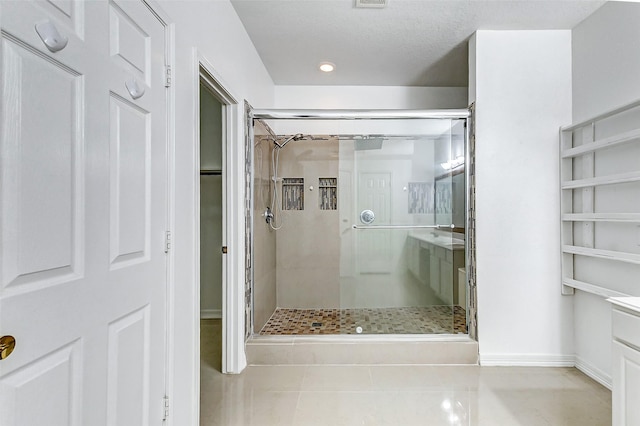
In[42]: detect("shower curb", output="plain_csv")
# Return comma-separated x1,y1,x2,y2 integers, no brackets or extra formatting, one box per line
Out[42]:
246,337,478,365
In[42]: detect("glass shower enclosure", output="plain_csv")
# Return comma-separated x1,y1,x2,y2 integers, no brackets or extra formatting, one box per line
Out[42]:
249,110,471,337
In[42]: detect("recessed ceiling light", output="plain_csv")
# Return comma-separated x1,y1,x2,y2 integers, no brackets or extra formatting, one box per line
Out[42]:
319,62,335,73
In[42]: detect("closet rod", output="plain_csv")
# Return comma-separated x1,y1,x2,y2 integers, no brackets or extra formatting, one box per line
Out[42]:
200,170,222,175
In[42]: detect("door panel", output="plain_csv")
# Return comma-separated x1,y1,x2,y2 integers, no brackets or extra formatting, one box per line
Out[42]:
1,34,83,291
0,1,167,425
39,0,85,38
106,306,150,426
109,93,151,268
104,1,167,424
109,1,149,79
0,340,82,426
357,172,392,273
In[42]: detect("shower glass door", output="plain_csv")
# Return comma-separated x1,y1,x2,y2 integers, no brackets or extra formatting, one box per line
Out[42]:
338,118,467,335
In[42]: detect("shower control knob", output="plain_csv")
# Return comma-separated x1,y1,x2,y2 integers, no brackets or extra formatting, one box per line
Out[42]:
360,209,375,225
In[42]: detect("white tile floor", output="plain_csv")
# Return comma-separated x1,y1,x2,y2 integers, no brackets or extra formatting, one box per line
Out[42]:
200,321,612,426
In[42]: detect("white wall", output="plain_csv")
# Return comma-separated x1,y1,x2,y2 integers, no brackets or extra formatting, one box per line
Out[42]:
273,85,468,110
268,86,468,136
571,1,640,386
471,30,574,365
154,1,275,425
572,2,640,124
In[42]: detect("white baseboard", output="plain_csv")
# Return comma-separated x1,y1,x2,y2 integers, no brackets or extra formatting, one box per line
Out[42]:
575,356,612,390
479,353,612,389
480,353,575,367
200,309,222,319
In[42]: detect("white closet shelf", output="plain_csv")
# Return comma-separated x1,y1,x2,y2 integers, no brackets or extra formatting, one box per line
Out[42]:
561,98,640,131
562,213,640,222
562,278,629,298
562,245,640,265
561,128,640,158
561,171,640,189
560,97,640,300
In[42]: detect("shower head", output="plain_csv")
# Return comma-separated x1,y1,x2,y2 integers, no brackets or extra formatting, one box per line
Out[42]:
274,133,306,149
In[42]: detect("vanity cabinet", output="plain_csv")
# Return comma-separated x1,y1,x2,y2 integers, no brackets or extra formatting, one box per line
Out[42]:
429,246,463,305
407,236,421,283
407,234,464,305
609,298,640,426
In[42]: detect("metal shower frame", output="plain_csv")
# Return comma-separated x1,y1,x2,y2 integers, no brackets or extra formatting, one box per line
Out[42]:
246,107,477,340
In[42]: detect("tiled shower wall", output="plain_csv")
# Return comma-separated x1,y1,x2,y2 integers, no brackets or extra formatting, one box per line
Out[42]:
275,138,341,308
252,131,466,326
252,130,277,332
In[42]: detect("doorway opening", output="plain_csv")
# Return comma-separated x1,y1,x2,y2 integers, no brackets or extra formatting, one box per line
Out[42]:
199,79,224,373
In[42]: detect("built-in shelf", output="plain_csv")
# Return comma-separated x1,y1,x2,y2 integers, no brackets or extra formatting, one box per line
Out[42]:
562,245,640,265
561,171,640,189
560,98,640,297
200,169,222,175
563,278,629,298
561,98,640,131
561,213,640,223
282,177,304,210
319,177,337,210
561,128,640,158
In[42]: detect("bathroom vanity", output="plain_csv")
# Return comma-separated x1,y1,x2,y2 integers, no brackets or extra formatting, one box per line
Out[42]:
407,232,465,305
608,297,640,426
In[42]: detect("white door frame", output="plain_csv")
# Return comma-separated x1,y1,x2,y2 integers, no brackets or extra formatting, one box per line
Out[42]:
194,53,246,386
139,0,176,422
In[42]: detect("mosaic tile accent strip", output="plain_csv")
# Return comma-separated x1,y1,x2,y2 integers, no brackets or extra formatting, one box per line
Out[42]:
282,178,304,210
259,306,467,335
408,182,434,214
319,177,337,210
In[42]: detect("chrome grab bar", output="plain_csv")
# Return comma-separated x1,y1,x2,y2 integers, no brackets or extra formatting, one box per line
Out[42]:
352,224,455,230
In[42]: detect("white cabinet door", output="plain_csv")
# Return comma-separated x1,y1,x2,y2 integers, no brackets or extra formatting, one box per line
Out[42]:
429,254,440,294
440,259,453,305
613,341,640,426
0,1,168,425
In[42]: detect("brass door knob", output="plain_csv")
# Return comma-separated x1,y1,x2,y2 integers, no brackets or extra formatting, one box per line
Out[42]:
0,335,16,360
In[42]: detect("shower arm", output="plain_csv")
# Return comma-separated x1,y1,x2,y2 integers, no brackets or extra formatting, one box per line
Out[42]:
274,133,305,149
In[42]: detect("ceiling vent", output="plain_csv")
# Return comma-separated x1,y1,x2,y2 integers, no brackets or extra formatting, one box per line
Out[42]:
355,0,388,9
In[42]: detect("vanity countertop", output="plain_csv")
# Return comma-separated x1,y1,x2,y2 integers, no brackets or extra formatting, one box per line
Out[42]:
408,232,465,250
608,297,640,315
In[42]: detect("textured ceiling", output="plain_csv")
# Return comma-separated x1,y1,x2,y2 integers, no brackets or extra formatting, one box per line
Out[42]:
230,0,606,87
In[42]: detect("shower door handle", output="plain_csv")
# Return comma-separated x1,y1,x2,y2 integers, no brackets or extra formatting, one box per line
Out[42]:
352,224,456,230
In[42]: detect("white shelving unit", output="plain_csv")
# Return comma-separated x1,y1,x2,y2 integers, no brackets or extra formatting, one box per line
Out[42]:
560,99,640,298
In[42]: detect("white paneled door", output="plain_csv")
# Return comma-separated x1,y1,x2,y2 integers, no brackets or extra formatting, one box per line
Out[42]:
357,172,392,273
0,1,168,425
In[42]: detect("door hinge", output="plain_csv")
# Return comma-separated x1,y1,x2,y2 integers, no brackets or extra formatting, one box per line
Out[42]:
164,65,172,88
164,231,172,253
162,395,170,421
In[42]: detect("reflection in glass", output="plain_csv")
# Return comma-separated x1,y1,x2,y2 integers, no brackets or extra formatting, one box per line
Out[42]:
252,118,468,336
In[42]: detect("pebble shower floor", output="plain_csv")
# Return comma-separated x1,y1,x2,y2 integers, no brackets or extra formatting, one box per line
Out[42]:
259,306,467,335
